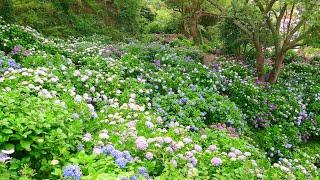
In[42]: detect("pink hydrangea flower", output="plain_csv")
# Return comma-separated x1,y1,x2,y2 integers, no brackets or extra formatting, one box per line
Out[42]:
228,152,237,158
211,157,222,166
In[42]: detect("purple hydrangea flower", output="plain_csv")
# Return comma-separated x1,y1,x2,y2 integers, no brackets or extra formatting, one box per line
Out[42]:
154,60,161,67
82,133,92,142
11,45,22,55
285,143,292,149
130,176,137,180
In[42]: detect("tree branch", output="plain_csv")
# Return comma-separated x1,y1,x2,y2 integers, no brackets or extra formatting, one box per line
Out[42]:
286,27,314,50
233,20,254,39
276,4,287,32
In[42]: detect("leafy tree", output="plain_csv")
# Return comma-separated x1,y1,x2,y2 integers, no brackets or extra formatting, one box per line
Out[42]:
114,0,143,34
0,0,15,23
218,0,320,83
219,19,250,58
164,0,221,44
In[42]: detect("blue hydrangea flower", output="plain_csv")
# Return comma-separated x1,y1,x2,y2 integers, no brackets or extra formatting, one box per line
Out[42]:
123,151,133,161
130,176,137,180
180,97,188,104
103,144,115,155
110,149,123,159
77,144,84,151
138,167,148,175
8,59,20,69
115,157,127,168
189,84,196,91
63,165,82,180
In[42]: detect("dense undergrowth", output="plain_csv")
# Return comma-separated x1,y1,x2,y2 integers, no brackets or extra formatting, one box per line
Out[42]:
1,18,320,179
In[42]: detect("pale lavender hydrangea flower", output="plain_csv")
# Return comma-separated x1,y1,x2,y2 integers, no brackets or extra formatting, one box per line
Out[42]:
136,137,148,151
208,145,217,152
145,152,153,160
82,133,92,142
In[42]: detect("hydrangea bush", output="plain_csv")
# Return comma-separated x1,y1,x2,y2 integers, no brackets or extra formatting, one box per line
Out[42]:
0,19,319,179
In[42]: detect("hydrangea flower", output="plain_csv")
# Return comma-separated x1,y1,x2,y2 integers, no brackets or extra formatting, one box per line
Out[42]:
208,145,217,152
130,176,137,180
82,133,92,142
93,147,103,154
99,130,109,139
145,152,153,160
111,149,123,159
0,153,11,163
63,165,82,180
138,167,148,175
136,137,148,150
103,144,115,155
123,151,133,161
115,157,128,168
228,152,237,158
211,157,222,166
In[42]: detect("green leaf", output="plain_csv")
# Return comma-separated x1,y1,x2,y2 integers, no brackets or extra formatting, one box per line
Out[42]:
4,144,14,150
96,174,117,180
20,140,32,151
2,129,13,134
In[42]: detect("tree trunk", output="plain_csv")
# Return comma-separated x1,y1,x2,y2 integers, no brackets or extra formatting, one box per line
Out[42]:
189,15,201,45
268,52,285,84
182,19,191,38
255,45,265,82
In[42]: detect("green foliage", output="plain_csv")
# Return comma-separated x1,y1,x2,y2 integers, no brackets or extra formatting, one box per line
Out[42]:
0,17,320,179
219,19,249,56
0,88,90,177
115,0,143,34
0,0,15,23
284,50,305,64
153,87,244,129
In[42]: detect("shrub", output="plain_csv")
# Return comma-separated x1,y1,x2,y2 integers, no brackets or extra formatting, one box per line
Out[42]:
0,88,90,177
